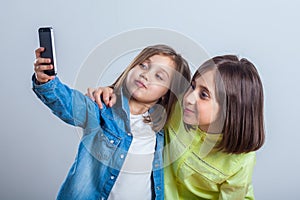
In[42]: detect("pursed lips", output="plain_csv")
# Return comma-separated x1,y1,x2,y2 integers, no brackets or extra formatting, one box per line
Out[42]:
183,107,195,115
135,80,147,88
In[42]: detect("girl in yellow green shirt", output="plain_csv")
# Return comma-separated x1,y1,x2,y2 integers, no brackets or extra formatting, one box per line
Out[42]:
164,55,265,200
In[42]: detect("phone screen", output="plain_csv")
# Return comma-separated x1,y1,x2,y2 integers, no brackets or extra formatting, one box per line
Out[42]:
38,27,57,76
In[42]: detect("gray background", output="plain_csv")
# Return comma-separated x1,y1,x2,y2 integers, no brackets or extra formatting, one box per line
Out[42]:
1,0,299,199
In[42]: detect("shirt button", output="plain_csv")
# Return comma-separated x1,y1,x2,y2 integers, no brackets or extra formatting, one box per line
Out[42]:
110,176,115,180
120,154,124,159
154,163,159,168
156,186,161,190
110,140,114,144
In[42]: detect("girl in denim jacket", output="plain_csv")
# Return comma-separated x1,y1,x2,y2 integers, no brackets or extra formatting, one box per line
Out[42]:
32,44,191,200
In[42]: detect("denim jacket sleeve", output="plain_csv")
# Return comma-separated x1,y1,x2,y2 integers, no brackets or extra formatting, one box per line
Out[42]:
32,75,100,130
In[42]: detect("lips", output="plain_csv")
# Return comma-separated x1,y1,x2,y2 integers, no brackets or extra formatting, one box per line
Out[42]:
135,80,147,88
183,107,195,115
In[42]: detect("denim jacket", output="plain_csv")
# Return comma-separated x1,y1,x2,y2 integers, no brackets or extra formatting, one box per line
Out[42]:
32,76,164,200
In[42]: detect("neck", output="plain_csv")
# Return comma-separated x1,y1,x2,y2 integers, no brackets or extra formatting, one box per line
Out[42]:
129,98,155,115
199,123,222,134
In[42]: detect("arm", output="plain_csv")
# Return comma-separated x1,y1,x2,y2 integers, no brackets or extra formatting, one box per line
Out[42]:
219,154,256,200
33,76,100,129
32,48,100,129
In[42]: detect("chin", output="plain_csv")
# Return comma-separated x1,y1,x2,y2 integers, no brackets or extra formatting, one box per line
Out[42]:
183,118,196,126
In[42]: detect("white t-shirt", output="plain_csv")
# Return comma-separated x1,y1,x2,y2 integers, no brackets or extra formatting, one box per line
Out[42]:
108,112,156,200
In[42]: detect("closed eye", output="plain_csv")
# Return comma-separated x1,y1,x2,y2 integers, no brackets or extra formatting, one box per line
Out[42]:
156,73,164,81
139,63,148,70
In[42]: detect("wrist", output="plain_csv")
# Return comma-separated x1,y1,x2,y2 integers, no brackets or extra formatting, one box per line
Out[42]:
33,73,48,85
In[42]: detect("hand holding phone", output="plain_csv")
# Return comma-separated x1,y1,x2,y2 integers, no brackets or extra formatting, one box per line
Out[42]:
38,27,57,76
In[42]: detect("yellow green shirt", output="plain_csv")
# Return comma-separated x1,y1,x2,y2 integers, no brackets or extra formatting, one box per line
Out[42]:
164,102,256,200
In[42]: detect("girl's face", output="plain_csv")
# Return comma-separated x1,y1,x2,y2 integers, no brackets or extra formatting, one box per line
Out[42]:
183,70,220,132
126,54,176,105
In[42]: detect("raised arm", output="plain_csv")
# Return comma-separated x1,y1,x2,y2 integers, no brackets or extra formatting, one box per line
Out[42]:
32,48,100,129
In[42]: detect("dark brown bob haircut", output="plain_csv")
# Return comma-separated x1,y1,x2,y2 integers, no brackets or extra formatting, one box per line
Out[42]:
190,55,265,154
112,44,191,132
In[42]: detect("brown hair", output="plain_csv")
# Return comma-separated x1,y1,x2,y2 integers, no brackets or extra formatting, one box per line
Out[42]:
112,44,191,131
190,55,265,154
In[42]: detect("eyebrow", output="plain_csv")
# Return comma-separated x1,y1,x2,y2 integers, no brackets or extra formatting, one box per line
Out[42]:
201,85,213,98
193,80,212,96
146,59,172,79
200,85,210,93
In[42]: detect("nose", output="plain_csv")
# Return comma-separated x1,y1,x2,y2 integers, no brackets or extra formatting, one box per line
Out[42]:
139,72,148,81
185,90,196,105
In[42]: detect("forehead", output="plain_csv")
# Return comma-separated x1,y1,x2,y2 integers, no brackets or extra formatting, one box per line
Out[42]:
146,54,176,69
194,70,216,90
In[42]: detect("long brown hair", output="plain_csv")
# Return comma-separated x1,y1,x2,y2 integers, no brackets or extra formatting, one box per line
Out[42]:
112,44,191,131
190,55,265,153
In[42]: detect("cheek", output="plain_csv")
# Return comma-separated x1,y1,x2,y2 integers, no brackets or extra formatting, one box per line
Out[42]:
211,103,220,122
152,86,169,98
198,102,219,124
150,82,169,93
157,80,171,90
126,69,135,80
125,76,131,90
197,103,212,123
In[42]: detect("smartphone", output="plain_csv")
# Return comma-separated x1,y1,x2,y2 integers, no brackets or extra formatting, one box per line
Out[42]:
38,27,57,76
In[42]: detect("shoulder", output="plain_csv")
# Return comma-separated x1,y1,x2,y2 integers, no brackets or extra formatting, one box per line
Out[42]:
205,150,256,175
220,150,255,165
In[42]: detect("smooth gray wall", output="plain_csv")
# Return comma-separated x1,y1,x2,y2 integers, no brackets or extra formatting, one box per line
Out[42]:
1,0,299,199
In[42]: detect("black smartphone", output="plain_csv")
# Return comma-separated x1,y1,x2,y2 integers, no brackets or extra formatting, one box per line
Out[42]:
38,27,57,76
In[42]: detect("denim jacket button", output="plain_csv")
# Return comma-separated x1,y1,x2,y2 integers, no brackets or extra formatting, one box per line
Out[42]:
120,154,124,159
156,186,161,190
110,140,114,144
110,176,115,180
127,132,132,136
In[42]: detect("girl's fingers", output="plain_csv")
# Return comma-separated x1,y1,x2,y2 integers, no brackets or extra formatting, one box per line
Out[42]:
86,86,116,109
94,88,104,109
34,64,53,73
34,48,51,67
33,48,54,84
102,88,111,105
102,87,116,107
35,47,45,58
34,64,54,83
34,58,51,66
35,71,54,82
86,88,96,101
109,94,117,107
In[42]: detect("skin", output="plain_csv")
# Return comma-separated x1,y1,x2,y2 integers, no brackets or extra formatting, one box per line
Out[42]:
126,55,176,114
182,70,220,132
34,47,55,83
